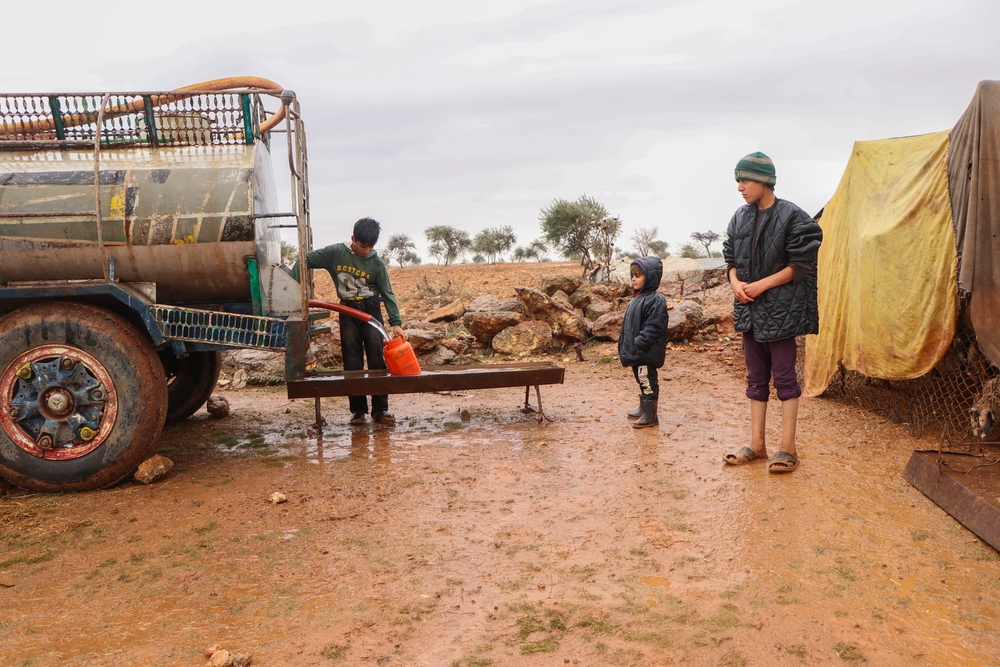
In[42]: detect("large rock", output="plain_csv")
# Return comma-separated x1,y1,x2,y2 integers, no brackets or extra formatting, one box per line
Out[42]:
538,274,582,297
568,284,593,310
404,328,441,354
466,294,503,311
592,311,625,342
590,282,631,301
427,298,466,323
667,300,704,341
439,330,474,354
662,256,705,283
700,284,736,333
491,320,553,357
467,294,521,313
227,349,284,376
134,455,173,484
418,346,457,366
551,290,572,307
515,286,591,343
463,310,525,345
585,298,612,321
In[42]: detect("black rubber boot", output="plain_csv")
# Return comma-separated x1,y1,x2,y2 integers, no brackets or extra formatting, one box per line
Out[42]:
627,395,643,420
632,397,658,429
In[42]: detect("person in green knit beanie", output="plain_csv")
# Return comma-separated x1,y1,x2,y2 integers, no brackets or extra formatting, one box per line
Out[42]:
722,152,823,473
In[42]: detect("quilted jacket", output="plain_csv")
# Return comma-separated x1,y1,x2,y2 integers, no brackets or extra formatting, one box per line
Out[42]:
722,199,823,342
618,256,669,368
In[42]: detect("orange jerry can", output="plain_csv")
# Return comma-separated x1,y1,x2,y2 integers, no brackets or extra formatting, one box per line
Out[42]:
383,336,422,375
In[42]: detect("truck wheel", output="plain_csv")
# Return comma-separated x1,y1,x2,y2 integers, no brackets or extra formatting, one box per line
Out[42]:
160,350,223,423
0,302,168,492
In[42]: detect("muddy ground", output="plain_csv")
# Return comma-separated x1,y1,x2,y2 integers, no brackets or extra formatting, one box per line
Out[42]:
3,262,1000,667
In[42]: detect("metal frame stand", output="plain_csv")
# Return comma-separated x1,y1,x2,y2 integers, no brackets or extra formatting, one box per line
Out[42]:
522,385,553,422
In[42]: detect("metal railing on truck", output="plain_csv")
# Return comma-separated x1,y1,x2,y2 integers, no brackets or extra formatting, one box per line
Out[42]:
0,89,271,148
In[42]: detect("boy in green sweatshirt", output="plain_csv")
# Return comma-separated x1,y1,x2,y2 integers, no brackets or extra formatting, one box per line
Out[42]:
299,217,406,425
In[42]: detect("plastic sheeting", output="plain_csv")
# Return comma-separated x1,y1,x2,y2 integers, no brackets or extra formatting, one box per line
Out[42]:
804,131,957,397
949,81,1000,368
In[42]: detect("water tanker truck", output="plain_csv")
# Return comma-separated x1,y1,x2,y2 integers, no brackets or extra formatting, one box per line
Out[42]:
0,79,317,491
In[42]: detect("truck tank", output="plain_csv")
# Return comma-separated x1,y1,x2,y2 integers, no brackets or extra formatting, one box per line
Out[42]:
0,142,280,304
0,81,301,311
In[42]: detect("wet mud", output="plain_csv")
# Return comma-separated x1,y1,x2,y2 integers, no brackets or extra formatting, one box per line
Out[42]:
3,344,1000,666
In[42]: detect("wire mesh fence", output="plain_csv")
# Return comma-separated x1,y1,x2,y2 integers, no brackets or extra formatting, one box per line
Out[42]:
816,296,1000,452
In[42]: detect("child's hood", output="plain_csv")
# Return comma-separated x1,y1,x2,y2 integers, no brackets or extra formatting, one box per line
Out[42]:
631,256,663,293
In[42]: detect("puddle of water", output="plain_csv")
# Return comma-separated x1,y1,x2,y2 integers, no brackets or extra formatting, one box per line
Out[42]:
641,575,672,608
256,414,551,467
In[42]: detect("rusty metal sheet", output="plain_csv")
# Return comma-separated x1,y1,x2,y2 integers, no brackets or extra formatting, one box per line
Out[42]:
903,450,1000,551
286,362,565,399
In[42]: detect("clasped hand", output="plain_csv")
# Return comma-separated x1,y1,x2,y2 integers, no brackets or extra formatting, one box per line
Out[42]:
730,279,764,304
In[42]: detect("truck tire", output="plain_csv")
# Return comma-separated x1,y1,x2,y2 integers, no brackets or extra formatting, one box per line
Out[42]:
161,350,223,423
0,302,168,492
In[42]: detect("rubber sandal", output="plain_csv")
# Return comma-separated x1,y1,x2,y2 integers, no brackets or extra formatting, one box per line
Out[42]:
768,450,799,474
349,412,366,425
723,446,766,466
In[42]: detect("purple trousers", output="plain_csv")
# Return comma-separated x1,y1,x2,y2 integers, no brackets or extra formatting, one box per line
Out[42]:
742,331,801,402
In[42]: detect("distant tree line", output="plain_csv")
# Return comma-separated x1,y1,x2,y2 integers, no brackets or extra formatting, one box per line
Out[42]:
361,197,724,270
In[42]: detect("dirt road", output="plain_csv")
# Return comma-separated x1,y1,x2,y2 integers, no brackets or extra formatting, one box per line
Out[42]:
3,261,1000,666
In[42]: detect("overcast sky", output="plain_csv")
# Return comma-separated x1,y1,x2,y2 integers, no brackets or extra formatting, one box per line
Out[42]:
4,0,997,260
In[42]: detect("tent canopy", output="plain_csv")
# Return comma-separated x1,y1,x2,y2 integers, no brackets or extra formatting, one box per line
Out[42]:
803,131,956,396
805,80,1000,396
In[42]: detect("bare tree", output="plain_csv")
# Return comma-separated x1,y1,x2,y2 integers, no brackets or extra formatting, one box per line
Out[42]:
630,226,659,257
690,230,721,257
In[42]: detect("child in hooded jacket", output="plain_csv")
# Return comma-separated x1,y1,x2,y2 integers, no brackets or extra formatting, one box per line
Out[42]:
618,256,669,428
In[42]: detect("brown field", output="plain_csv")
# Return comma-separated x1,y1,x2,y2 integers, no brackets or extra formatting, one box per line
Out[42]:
2,260,1000,667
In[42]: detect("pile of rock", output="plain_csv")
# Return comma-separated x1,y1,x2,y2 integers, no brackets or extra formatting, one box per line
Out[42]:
324,261,732,366
224,260,735,377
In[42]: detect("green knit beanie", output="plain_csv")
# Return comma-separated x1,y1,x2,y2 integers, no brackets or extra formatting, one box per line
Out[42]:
734,152,776,185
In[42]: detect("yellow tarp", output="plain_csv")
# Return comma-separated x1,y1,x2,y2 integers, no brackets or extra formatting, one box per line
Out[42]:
804,131,957,397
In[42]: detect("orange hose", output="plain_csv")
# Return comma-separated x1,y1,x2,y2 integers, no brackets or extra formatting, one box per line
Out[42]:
308,299,373,323
1,76,286,136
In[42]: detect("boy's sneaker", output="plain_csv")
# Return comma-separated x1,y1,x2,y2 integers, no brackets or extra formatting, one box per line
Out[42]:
372,412,396,425
349,412,366,425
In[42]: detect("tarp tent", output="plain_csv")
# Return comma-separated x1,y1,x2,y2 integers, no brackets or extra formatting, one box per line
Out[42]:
805,81,1000,396
949,81,1000,368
